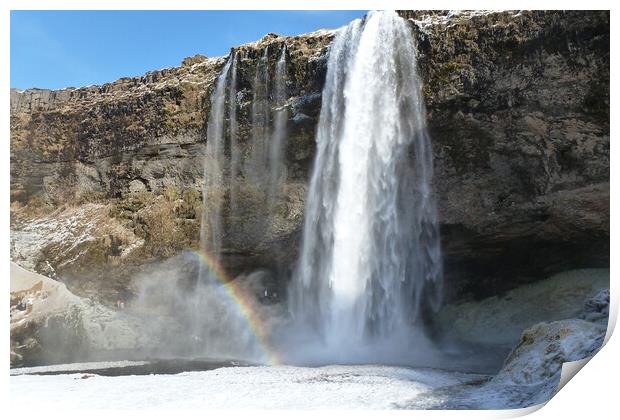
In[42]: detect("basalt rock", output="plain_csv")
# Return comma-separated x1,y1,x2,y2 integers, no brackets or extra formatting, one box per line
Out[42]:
408,10,610,301
10,11,609,305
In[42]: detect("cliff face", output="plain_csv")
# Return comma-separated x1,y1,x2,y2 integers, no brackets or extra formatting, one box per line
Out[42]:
409,10,610,299
10,10,609,304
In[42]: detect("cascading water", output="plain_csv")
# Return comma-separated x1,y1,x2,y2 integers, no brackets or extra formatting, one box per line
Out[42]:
200,55,232,273
196,16,441,364
248,48,271,186
289,11,443,359
191,52,272,363
201,44,289,282
228,52,240,215
193,47,290,363
267,45,288,205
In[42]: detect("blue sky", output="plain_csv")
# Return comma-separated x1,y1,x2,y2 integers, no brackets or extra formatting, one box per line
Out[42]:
10,10,367,90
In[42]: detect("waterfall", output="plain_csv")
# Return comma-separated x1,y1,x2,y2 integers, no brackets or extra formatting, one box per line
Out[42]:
194,46,292,362
289,11,443,353
248,48,271,186
201,45,289,280
200,55,233,277
228,52,240,215
267,45,288,206
193,54,255,360
192,52,271,362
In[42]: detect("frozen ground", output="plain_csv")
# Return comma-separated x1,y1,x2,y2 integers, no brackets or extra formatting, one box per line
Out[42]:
10,364,489,409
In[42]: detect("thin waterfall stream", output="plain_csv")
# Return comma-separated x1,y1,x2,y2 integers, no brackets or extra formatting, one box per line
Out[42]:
200,55,233,279
228,52,240,215
268,45,288,206
248,48,271,186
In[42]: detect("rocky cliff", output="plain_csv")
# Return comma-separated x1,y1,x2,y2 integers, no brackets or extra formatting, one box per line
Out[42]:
10,10,609,305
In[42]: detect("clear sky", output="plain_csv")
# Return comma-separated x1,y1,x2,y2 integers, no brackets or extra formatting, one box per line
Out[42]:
10,10,367,90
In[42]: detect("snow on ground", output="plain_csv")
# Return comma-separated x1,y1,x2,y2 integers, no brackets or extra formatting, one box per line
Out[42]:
10,365,485,409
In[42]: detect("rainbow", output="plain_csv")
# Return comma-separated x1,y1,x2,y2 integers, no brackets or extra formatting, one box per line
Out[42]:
188,249,281,365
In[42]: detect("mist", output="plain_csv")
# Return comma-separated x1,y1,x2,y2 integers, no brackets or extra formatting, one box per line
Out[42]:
123,251,287,363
